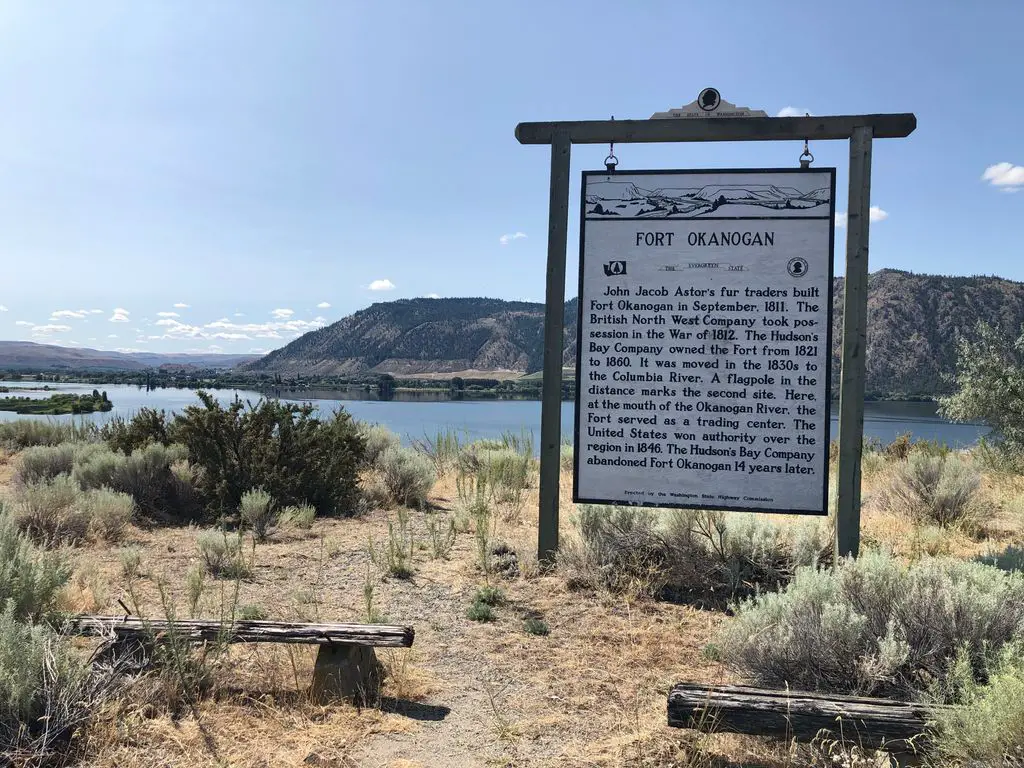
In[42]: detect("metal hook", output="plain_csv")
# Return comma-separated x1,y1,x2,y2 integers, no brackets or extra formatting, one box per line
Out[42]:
799,113,813,168
605,115,618,172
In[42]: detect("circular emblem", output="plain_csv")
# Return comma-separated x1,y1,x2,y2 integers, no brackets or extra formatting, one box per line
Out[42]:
698,87,721,112
787,257,809,278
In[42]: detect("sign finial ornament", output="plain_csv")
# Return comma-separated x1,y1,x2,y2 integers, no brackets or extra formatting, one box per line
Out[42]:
651,89,768,119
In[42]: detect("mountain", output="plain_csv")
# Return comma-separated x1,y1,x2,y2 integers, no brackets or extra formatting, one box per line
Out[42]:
242,297,578,377
0,342,258,371
245,271,1024,399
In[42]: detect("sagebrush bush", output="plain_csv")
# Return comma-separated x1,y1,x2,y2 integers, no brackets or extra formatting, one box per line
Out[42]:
879,454,983,530
196,529,250,579
560,443,574,471
171,393,364,516
368,508,415,579
13,444,76,486
559,505,826,601
928,645,1024,765
83,488,135,543
279,503,316,530
0,419,97,449
379,446,435,508
239,488,276,542
476,448,532,517
718,552,1024,698
11,475,90,545
358,423,401,469
0,604,111,763
73,443,192,521
0,505,70,622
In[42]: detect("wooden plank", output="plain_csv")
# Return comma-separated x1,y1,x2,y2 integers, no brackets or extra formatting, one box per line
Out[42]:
515,114,916,145
835,126,874,559
66,616,415,648
667,682,937,748
537,130,571,564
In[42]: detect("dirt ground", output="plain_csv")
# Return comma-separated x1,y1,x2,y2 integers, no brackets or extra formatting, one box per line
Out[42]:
2,450,1022,767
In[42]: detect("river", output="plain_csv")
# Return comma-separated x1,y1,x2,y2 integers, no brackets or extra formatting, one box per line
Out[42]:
0,381,989,448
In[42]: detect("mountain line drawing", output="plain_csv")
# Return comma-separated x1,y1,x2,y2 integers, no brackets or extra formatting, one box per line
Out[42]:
585,179,831,218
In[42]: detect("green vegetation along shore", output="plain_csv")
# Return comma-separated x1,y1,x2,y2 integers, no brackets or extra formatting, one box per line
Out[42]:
0,390,112,415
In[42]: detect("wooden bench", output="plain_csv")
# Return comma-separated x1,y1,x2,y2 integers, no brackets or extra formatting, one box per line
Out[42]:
668,682,940,755
68,615,415,703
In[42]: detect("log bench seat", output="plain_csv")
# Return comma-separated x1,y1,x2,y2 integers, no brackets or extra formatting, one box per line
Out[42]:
67,615,415,703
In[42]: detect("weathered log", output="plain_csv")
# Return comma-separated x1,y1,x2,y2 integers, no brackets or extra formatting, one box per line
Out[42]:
66,616,414,648
668,682,940,750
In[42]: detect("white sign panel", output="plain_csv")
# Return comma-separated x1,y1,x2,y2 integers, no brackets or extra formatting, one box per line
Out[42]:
573,168,836,515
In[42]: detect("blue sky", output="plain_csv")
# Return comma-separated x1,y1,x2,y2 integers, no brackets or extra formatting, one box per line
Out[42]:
0,1,1021,355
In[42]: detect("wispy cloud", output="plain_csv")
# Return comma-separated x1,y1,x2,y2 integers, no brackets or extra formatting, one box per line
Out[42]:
109,308,130,323
108,334,118,339
424,293,440,299
147,315,327,343
51,309,89,320
173,302,191,309
15,320,33,327
156,311,180,318
982,162,1024,191
234,312,245,317
89,309,103,314
316,301,331,309
31,324,72,336
368,279,395,291
777,106,813,117
499,232,527,246
0,305,7,312
834,207,888,228
271,308,294,319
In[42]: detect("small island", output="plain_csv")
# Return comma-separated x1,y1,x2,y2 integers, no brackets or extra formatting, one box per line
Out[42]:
0,389,113,415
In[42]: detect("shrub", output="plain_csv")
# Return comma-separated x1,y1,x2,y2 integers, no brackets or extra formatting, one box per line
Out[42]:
378,446,435,508
368,508,415,579
977,544,1024,573
0,605,112,763
13,444,76,486
185,564,205,616
11,475,90,545
0,504,70,622
357,423,401,469
474,585,505,606
73,443,192,520
279,503,316,530
170,392,364,517
928,645,1024,765
477,448,532,519
238,604,267,621
560,443,574,471
100,407,171,454
120,547,143,581
196,529,250,579
83,488,134,543
239,488,276,542
878,454,983,530
466,598,496,622
718,552,1024,698
410,428,463,474
524,617,550,636
0,419,97,449
427,515,456,559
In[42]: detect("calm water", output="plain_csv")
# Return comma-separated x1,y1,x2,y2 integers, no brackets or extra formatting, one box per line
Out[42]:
0,381,990,448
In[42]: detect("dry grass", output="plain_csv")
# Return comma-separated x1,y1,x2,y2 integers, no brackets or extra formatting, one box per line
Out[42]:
0,448,1020,766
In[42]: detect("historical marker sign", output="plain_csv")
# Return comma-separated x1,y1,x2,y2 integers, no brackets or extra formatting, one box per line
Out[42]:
573,168,836,515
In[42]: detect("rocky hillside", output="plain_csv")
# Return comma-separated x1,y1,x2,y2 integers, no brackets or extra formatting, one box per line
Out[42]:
244,271,1024,398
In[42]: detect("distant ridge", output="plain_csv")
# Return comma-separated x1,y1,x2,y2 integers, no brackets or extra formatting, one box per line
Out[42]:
0,341,257,371
243,270,1024,399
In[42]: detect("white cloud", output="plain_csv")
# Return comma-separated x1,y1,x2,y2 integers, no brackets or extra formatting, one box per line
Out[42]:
368,279,395,291
834,207,888,228
982,162,1024,189
211,332,250,340
234,312,245,317
777,106,813,118
249,348,269,354
424,293,441,299
15,320,33,327
157,311,180,318
89,309,103,314
316,301,331,309
31,324,72,336
146,315,326,343
109,308,130,323
499,232,527,246
108,334,118,339
0,305,7,312
51,310,88,320
173,302,190,309
271,308,294,319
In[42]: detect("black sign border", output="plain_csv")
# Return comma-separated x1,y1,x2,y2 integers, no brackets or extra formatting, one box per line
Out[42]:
571,167,837,516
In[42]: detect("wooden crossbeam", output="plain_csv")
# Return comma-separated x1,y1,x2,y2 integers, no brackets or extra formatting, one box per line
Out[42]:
67,615,415,648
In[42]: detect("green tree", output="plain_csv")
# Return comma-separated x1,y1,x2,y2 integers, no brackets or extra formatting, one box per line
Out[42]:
939,321,1024,456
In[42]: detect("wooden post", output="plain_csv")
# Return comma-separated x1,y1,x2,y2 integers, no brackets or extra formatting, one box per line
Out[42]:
538,131,571,564
835,125,874,560
310,645,383,704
